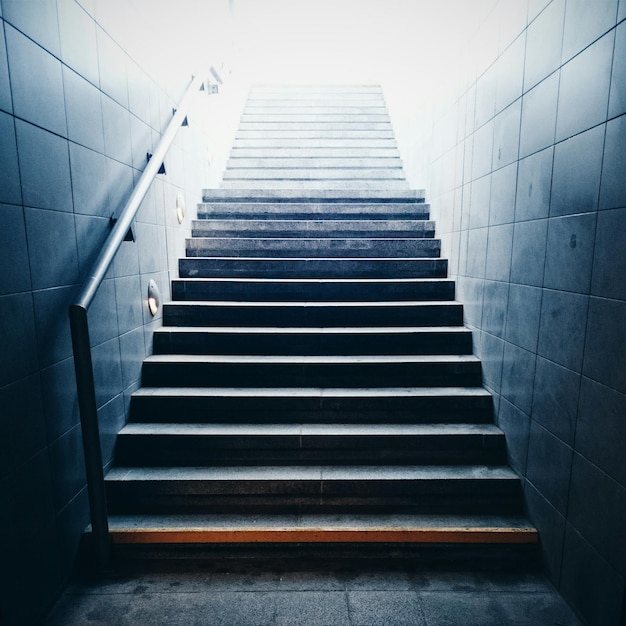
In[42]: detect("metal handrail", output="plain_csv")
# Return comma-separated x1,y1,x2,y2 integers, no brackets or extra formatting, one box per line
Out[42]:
69,71,211,568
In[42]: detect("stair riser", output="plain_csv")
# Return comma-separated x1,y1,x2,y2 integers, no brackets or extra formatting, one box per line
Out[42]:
115,436,506,466
223,169,404,180
163,303,462,327
202,189,425,201
141,361,483,388
220,180,411,190
185,239,441,258
240,115,391,124
190,221,435,238
230,148,401,158
197,204,430,220
234,131,396,139
171,280,454,302
152,331,472,356
106,485,522,516
179,258,448,279
129,396,494,425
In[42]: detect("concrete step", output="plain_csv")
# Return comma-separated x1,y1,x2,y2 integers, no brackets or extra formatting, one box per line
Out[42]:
184,238,441,258
105,464,522,515
244,99,386,108
141,354,483,388
103,512,537,548
226,157,402,168
179,257,447,279
242,106,388,115
114,423,506,467
235,130,395,139
190,219,434,238
202,188,425,202
241,114,391,123
162,300,462,328
232,138,397,149
197,202,430,220
237,123,393,131
129,387,494,424
231,147,401,158
171,278,454,302
152,326,473,356
249,85,383,93
222,168,405,180
220,180,411,190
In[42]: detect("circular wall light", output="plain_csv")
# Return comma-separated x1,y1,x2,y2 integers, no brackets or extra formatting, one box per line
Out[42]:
176,192,186,224
147,279,161,316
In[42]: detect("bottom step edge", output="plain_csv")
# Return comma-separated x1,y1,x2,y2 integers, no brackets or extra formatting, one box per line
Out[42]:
103,527,537,545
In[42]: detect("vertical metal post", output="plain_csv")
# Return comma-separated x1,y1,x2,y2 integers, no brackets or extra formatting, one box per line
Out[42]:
69,304,110,569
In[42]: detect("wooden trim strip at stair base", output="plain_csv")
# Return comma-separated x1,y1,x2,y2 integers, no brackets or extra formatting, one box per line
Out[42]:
109,527,538,545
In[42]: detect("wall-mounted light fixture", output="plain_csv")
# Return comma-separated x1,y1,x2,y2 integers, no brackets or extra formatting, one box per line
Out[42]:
176,192,186,224
147,279,161,316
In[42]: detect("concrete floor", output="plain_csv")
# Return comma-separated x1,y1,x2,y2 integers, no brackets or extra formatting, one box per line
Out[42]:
45,563,583,625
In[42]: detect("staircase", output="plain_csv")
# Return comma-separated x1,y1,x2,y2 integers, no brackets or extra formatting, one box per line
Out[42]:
103,85,537,565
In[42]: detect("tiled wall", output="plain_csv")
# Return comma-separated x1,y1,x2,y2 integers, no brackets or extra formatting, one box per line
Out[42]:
0,1,232,623
389,0,626,624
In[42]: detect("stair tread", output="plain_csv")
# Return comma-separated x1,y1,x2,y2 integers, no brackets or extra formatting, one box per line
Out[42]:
119,423,503,436
132,386,491,398
164,300,460,307
144,354,480,364
106,464,518,482
202,189,425,201
154,326,471,334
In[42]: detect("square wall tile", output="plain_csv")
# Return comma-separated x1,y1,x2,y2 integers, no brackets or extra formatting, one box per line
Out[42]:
0,203,31,294
466,227,488,279
492,99,521,170
519,73,559,158
5,25,66,136
524,0,566,91
0,110,22,205
0,22,11,112
16,120,73,213
550,124,604,217
0,292,38,387
469,175,491,229
474,64,497,128
497,398,530,473
105,157,134,216
515,146,553,222
532,356,580,445
119,327,145,388
583,296,626,393
48,423,86,513
2,0,61,56
91,337,123,409
505,283,542,352
489,162,516,225
24,207,79,290
32,285,75,368
101,94,133,166
600,113,626,210
97,28,128,108
538,289,589,371
495,35,525,113
0,375,46,477
524,482,566,584
510,218,548,286
87,278,120,348
591,207,626,300
471,121,494,181
40,356,79,444
568,452,626,575
115,274,144,335
57,0,99,86
560,526,625,626
620,0,626,20
98,394,126,467
481,279,509,338
500,341,536,415
62,66,104,153
74,214,113,282
485,223,513,282
479,331,504,393
576,376,626,486
562,0,618,63
609,21,626,118
526,421,573,515
69,143,109,218
544,212,597,293
556,32,613,142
